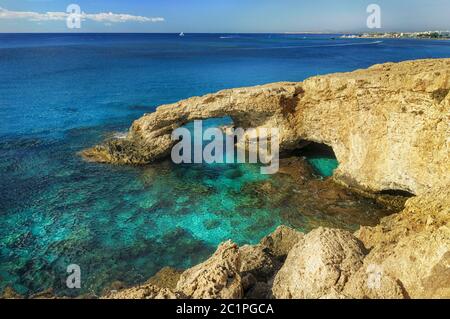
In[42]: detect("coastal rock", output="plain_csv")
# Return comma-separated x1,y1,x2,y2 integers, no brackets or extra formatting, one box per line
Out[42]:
101,281,127,296
272,227,366,298
145,266,183,290
80,59,450,299
82,59,450,196
277,156,316,183
239,244,279,282
348,187,450,298
259,225,304,258
102,284,181,299
176,240,243,299
1,286,23,299
318,290,351,299
245,281,272,299
343,265,407,299
29,288,57,299
239,244,281,298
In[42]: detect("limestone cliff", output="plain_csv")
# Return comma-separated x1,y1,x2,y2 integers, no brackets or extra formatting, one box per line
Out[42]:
82,59,450,196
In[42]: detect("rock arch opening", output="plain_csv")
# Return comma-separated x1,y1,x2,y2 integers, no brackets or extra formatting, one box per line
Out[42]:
290,141,339,178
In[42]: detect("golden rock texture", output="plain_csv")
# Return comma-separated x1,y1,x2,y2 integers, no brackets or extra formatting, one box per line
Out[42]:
82,59,450,196
89,59,450,299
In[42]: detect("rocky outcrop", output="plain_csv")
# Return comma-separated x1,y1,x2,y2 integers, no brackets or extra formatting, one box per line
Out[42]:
99,227,303,300
239,226,305,299
239,245,279,282
145,266,183,290
346,187,450,299
259,225,305,258
268,189,449,299
102,241,243,299
1,286,23,299
272,227,367,298
102,284,181,299
239,245,279,299
85,59,450,300
176,240,243,299
82,59,450,196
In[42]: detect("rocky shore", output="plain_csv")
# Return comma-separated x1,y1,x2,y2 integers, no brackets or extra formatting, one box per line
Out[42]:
4,59,448,299
91,59,450,299
102,184,449,299
82,58,450,196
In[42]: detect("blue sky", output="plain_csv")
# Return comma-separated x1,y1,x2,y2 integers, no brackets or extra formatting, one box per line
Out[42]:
0,0,449,33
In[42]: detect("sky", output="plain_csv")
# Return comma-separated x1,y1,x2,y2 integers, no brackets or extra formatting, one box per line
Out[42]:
0,0,449,33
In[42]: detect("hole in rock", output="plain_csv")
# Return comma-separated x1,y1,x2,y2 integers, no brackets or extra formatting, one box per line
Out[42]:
290,141,338,177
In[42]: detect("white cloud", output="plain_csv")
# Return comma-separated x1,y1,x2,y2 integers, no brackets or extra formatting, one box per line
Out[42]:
0,7,164,23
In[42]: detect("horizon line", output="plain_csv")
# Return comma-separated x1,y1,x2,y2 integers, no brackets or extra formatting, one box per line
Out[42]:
0,30,448,35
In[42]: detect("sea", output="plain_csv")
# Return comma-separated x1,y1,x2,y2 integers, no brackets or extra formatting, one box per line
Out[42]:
1,33,449,296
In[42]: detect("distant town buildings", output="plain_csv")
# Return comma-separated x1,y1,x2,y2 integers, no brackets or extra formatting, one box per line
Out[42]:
341,31,450,40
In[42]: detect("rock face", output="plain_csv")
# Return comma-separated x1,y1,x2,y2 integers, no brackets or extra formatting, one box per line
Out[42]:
86,59,450,300
102,284,180,299
82,59,450,196
1,286,23,299
272,227,366,298
176,240,243,299
239,245,279,282
346,187,450,299
99,227,303,300
259,225,305,258
145,266,183,290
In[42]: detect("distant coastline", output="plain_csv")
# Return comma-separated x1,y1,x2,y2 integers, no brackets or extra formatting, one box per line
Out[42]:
340,31,450,40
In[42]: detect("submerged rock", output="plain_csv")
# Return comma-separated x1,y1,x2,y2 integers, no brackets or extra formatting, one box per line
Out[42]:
277,156,316,183
28,288,59,299
176,240,243,299
272,227,366,298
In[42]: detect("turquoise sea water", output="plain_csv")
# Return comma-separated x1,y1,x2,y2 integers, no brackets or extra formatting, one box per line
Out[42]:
1,34,450,296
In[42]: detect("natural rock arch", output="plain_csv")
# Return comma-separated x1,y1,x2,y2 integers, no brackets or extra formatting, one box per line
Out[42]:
82,59,450,196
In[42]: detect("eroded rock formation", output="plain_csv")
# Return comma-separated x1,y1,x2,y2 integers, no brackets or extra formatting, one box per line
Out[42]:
176,240,243,299
82,59,450,195
83,59,450,300
259,225,305,258
272,227,366,298
346,186,450,298
100,188,450,299
103,284,181,299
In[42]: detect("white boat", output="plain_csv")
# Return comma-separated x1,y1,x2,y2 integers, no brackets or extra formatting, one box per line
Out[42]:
179,32,185,37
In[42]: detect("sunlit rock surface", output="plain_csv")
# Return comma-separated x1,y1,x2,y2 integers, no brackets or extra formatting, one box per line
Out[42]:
83,59,450,196
272,227,366,298
78,59,450,299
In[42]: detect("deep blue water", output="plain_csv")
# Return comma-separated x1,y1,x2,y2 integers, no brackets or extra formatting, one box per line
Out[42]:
1,33,450,296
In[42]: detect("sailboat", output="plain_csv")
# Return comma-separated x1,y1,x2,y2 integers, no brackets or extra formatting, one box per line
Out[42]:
179,32,185,37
